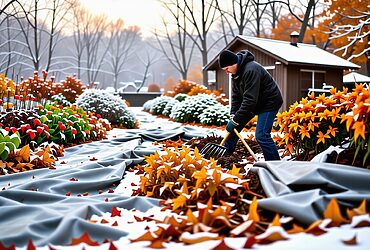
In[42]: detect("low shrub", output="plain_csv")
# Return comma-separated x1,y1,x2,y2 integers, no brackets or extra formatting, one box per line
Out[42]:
199,104,230,126
162,98,179,117
76,89,136,128
170,94,219,123
149,96,173,115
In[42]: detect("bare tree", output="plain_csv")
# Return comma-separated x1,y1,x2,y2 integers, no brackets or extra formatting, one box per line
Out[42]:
105,19,140,90
329,9,370,62
81,13,111,85
136,50,162,92
155,0,196,80
163,0,222,85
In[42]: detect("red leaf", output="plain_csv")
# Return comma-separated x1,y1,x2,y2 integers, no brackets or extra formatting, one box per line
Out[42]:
105,198,109,202
71,232,99,246
111,207,121,217
243,236,257,249
0,242,16,250
98,190,103,194
108,188,114,193
69,178,78,181
211,239,234,250
112,221,119,226
48,166,56,170
134,215,144,222
83,192,89,196
100,219,109,224
66,191,71,196
27,240,36,250
89,157,98,161
109,242,117,250
131,183,137,186
60,161,67,164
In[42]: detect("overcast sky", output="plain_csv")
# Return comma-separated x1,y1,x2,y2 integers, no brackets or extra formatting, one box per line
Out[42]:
79,0,166,37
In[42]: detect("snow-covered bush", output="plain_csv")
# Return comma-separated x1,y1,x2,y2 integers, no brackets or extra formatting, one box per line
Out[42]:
143,99,155,112
51,93,72,107
162,98,179,117
150,96,173,115
199,104,230,126
174,93,188,102
170,94,219,123
75,89,136,128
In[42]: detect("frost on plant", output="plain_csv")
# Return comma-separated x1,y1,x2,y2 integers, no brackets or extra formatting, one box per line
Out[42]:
163,98,179,117
76,89,136,128
150,96,173,115
199,104,230,126
170,94,219,123
51,93,72,107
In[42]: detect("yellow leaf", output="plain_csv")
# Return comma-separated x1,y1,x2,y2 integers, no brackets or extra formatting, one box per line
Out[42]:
228,165,242,178
270,214,281,227
172,194,187,211
20,144,31,162
323,199,347,226
248,197,260,222
352,121,366,142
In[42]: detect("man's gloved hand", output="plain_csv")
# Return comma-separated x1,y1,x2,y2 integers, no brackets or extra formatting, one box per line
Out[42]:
226,118,239,133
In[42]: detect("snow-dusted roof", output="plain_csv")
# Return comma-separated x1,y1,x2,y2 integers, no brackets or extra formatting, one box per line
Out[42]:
343,72,370,83
237,36,360,69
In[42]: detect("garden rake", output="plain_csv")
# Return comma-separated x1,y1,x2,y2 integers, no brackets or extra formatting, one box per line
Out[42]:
200,129,258,161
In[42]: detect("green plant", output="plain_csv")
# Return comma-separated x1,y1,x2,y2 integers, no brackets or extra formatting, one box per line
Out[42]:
51,93,72,107
162,99,179,117
174,93,188,102
150,96,173,115
0,129,21,160
170,94,219,123
199,104,230,126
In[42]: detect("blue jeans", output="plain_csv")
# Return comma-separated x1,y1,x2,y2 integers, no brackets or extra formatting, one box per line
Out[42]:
224,110,280,161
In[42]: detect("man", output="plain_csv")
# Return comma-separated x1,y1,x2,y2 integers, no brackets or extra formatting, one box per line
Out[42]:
218,49,283,161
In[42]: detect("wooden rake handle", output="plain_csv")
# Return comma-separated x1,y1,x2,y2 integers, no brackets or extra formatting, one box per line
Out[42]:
220,131,230,146
233,129,258,161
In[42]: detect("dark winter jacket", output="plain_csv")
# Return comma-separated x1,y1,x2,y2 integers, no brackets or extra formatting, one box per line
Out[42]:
231,50,283,124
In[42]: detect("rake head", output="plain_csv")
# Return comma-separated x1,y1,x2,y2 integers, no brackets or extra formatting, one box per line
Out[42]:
200,142,228,159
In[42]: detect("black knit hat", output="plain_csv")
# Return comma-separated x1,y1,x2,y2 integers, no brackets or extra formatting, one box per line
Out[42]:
219,50,238,68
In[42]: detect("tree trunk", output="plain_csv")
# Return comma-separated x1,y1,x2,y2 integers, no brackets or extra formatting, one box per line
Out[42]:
298,0,315,43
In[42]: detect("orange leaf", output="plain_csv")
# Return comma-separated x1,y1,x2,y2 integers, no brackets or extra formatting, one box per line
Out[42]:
130,231,156,243
248,197,260,222
352,121,366,142
147,239,165,249
305,220,327,236
71,232,100,246
347,200,367,219
287,224,305,234
323,199,347,226
256,226,288,244
172,194,187,211
19,145,31,162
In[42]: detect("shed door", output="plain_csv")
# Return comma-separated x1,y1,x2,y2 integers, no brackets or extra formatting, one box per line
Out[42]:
300,69,326,97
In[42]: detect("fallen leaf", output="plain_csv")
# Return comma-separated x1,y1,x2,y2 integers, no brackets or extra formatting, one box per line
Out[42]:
0,242,15,250
147,238,165,249
100,219,109,224
347,200,367,219
111,207,121,217
66,191,71,196
27,240,36,250
248,197,260,222
256,226,288,244
130,231,156,243
71,232,99,246
342,234,357,245
211,239,234,250
112,221,118,226
89,157,98,161
69,177,78,181
243,236,257,249
109,241,117,250
305,220,327,236
230,220,255,236
108,188,114,193
287,224,305,234
172,194,187,211
323,199,347,227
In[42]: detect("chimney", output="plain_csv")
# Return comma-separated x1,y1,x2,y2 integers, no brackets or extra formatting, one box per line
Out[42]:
290,31,299,46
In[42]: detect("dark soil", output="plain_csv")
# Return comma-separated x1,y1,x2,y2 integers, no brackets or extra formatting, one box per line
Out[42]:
326,147,370,169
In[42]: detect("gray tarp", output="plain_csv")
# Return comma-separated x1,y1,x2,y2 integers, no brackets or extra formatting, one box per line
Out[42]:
0,114,369,247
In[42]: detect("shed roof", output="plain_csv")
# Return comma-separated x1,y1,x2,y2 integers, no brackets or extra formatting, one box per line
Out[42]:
343,72,370,84
204,35,360,71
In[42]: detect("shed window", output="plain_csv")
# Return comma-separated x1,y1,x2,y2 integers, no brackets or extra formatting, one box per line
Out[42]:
300,69,326,96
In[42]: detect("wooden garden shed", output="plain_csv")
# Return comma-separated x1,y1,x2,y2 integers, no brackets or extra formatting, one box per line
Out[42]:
204,35,360,111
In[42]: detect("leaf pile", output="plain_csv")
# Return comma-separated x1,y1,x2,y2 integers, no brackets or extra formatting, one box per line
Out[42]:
132,146,263,213
0,142,63,175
